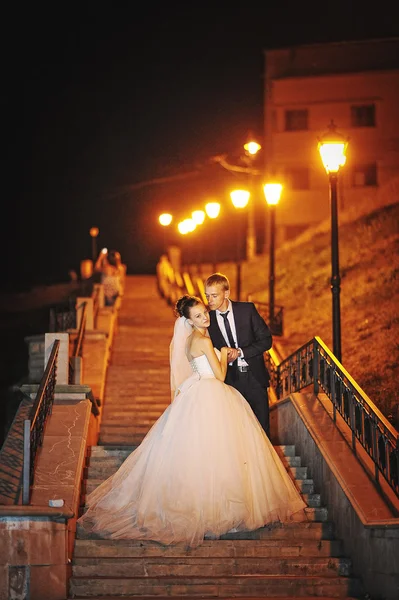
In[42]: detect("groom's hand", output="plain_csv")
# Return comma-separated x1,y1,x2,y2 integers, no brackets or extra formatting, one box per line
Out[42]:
227,348,240,362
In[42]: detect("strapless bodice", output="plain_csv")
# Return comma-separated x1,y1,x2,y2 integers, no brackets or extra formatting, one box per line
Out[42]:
189,348,220,378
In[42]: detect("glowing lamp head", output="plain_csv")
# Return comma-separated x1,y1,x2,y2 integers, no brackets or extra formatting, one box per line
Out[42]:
263,183,283,206
178,218,196,235
177,220,188,234
159,213,173,226
192,210,205,225
230,189,250,209
244,140,261,156
205,202,221,219
89,227,99,238
318,121,348,174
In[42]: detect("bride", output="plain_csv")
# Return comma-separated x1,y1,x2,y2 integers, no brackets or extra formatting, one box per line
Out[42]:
78,295,306,547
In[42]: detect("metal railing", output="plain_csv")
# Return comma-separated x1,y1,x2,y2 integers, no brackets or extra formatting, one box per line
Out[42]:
22,340,60,504
156,260,197,307
72,301,87,359
266,336,399,498
49,301,76,332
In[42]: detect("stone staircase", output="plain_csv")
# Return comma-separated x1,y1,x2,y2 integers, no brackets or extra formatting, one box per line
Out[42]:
68,281,363,598
68,444,363,599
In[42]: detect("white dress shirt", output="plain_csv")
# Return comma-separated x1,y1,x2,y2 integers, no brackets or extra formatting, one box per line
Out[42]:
216,301,248,367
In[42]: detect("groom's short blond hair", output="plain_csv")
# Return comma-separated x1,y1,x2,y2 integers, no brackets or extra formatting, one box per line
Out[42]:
205,273,230,291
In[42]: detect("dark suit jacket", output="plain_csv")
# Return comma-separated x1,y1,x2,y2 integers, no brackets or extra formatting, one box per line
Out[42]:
208,301,273,387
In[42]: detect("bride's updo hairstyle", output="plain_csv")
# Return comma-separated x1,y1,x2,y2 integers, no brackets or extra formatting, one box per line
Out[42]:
175,295,202,319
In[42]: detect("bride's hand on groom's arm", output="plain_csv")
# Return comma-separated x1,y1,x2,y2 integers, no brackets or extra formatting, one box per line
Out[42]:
226,347,239,362
220,346,230,359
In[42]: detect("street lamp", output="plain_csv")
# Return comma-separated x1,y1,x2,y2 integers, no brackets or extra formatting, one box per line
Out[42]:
243,137,262,260
205,202,221,219
158,213,173,254
230,190,250,301
263,183,283,330
318,120,349,363
192,210,205,225
159,213,173,226
89,227,99,262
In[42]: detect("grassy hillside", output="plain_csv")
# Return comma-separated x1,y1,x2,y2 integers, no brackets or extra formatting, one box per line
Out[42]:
237,200,399,423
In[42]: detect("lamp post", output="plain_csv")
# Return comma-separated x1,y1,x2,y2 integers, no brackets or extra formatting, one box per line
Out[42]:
205,201,221,271
263,183,283,328
192,210,206,271
89,227,99,263
230,189,250,301
318,120,349,363
178,218,196,268
159,213,173,254
243,137,261,260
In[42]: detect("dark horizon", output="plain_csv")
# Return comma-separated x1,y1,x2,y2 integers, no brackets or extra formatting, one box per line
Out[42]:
4,4,399,290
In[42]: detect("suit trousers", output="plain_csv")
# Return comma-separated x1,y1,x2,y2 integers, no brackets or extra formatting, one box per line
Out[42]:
226,367,270,438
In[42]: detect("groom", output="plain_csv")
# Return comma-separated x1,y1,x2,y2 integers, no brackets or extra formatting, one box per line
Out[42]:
205,272,273,437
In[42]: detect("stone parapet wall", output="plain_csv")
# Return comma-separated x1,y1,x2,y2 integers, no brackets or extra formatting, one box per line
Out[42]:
271,392,399,600
0,287,121,599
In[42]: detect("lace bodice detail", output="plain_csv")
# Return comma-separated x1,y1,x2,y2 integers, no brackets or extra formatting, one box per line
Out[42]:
189,348,221,378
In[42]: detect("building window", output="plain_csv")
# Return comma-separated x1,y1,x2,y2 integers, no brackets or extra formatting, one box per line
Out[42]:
351,104,376,127
352,163,378,187
285,167,310,190
284,109,308,131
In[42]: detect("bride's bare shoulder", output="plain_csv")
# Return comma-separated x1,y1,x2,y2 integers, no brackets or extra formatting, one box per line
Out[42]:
190,333,212,353
197,335,213,350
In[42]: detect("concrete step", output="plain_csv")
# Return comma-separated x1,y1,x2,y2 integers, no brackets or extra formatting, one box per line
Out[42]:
276,445,296,457
72,556,352,578
68,596,359,600
282,455,302,467
76,521,335,541
294,479,315,494
102,395,169,402
103,403,168,422
69,574,362,597
73,538,344,558
89,446,136,456
97,433,147,445
98,423,154,434
288,466,309,480
303,493,321,508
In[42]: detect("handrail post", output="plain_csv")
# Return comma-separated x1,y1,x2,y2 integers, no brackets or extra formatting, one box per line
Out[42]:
276,364,281,400
22,419,31,505
312,338,319,396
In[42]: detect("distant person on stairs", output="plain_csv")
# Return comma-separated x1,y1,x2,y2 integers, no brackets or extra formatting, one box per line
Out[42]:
77,294,307,547
94,248,123,306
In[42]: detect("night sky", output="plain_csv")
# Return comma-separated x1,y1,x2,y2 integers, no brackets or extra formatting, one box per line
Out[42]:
4,2,399,290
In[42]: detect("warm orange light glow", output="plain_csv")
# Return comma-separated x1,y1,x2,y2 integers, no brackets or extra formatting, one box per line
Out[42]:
230,190,250,209
89,227,99,238
178,221,188,234
178,218,196,234
205,202,221,219
192,210,205,225
159,213,173,226
263,183,283,206
318,121,348,174
244,141,261,156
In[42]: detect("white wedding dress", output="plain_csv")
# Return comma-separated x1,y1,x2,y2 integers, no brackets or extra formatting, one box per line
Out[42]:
78,350,306,547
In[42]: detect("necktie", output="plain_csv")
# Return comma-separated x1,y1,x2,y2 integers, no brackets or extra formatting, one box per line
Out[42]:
221,311,236,349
